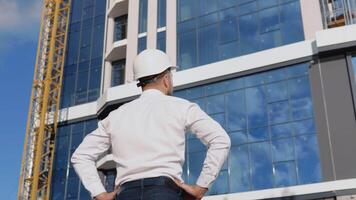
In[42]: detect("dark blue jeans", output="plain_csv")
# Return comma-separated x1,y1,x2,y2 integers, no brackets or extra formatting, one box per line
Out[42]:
116,177,183,200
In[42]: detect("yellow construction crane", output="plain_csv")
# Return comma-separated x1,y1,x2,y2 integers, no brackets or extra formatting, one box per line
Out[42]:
17,0,71,199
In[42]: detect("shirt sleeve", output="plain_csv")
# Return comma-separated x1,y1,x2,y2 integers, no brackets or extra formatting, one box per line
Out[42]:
70,118,111,198
185,103,231,189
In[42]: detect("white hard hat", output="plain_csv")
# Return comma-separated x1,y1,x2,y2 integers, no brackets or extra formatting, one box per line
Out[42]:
133,49,177,80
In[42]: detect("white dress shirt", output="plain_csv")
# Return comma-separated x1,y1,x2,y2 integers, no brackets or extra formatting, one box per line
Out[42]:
71,89,231,198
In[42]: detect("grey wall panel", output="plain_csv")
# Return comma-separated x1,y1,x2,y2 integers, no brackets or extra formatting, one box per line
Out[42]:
309,60,336,181
314,54,356,180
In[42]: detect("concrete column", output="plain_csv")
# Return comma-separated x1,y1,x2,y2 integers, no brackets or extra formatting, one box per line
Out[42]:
300,0,324,40
125,0,140,83
101,13,115,94
147,0,158,49
166,0,177,66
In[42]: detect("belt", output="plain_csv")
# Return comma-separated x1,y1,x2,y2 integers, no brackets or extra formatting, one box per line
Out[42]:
119,176,181,193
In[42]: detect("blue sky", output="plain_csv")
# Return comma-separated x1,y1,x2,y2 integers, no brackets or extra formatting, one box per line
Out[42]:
0,0,41,198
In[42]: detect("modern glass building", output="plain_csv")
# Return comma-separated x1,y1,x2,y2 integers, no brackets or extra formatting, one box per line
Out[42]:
50,0,356,199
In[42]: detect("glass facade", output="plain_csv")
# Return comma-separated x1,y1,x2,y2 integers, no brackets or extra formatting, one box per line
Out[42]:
138,36,147,54
111,59,125,86
139,0,148,33
157,0,167,28
61,0,106,108
177,0,304,70
114,15,127,42
174,63,322,195
51,119,98,200
352,56,356,84
157,31,166,52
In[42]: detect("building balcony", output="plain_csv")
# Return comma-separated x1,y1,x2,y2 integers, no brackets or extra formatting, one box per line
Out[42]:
108,0,128,18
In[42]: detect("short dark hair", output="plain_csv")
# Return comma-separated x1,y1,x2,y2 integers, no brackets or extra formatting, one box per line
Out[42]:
137,68,171,87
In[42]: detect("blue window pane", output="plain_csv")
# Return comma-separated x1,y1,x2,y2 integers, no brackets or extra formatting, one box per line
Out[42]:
268,100,290,124
287,63,309,78
227,90,246,131
266,81,288,102
206,94,224,114
209,170,229,195
288,77,314,120
220,17,238,44
198,12,219,27
157,31,166,52
139,0,148,33
205,81,226,95
280,1,304,44
246,86,268,128
266,68,287,83
226,78,245,91
200,0,219,15
230,131,248,146
295,135,322,184
259,7,279,33
178,31,197,69
177,19,196,34
66,177,80,199
219,7,238,21
219,0,236,9
248,126,269,142
229,145,250,192
111,59,125,86
219,41,239,60
114,15,127,41
138,36,147,54
250,142,273,190
188,151,206,184
245,72,266,87
198,24,219,65
89,66,101,90
186,87,204,99
270,122,293,139
274,161,297,187
157,0,166,28
239,13,259,55
260,29,282,50
188,138,206,152
292,118,316,135
272,138,295,162
178,0,198,21
258,0,279,9
211,113,225,128
80,184,91,199
239,1,257,15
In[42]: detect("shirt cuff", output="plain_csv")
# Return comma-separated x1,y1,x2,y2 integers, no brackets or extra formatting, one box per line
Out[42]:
88,182,107,199
196,173,216,189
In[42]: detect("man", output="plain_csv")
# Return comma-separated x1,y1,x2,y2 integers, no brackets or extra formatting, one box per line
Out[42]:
71,49,231,200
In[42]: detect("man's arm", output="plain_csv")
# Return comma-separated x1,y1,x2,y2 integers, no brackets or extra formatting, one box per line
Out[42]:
183,103,231,198
70,118,111,199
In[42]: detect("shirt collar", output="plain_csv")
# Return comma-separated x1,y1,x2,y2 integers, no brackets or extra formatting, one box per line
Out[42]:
140,89,165,97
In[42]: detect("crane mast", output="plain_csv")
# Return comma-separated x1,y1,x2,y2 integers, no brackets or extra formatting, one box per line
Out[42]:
17,0,71,199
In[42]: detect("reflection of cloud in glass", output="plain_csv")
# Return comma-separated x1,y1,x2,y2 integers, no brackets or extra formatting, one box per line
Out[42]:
249,142,273,189
268,100,290,124
270,122,293,138
272,138,294,162
227,90,246,131
274,161,297,187
248,126,269,142
246,86,268,128
292,118,316,135
229,145,250,192
295,135,322,184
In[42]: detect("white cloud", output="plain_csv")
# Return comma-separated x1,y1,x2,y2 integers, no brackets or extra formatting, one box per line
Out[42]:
0,0,42,53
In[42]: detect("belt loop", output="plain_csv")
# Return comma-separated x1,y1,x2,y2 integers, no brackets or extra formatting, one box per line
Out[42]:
140,178,144,189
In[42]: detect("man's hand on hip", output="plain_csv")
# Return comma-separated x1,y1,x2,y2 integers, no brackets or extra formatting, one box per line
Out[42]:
174,179,208,200
94,186,120,200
